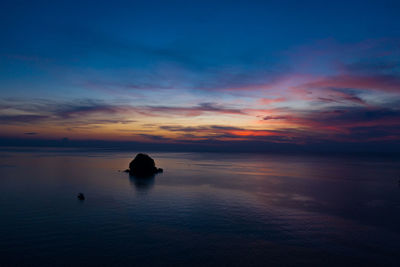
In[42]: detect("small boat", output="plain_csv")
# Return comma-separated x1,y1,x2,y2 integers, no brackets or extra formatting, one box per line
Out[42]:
77,193,85,200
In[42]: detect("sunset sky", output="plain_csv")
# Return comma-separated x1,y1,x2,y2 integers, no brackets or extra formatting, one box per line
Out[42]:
1,0,400,150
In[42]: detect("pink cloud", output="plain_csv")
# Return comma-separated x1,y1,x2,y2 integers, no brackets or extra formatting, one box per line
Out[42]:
299,74,400,93
259,97,287,105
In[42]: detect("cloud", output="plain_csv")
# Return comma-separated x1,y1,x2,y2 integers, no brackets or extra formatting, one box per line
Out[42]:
53,102,120,119
54,101,245,118
298,74,400,93
160,125,242,133
2,35,400,146
0,114,49,124
137,102,245,117
262,106,400,142
259,97,287,105
263,115,293,121
138,134,172,142
310,107,400,126
315,88,367,105
158,124,299,143
344,60,399,74
0,99,247,132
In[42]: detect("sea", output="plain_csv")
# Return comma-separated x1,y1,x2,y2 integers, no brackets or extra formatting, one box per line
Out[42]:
0,148,400,266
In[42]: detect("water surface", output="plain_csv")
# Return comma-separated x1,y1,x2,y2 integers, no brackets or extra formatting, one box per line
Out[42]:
1,149,400,266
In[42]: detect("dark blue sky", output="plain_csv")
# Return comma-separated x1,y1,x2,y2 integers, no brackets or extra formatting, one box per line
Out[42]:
0,0,399,152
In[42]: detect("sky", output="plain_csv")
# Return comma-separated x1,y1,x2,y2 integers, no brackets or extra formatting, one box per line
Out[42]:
0,0,400,151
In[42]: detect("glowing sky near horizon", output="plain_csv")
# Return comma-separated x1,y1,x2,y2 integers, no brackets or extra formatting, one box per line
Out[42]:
1,0,400,145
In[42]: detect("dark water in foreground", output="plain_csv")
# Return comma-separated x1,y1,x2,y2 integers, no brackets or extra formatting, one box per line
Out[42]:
1,149,400,266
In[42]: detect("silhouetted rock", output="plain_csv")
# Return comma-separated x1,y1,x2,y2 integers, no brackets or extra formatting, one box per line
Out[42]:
127,153,163,177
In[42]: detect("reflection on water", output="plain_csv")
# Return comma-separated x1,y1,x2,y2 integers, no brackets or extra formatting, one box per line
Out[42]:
0,149,400,266
129,174,156,192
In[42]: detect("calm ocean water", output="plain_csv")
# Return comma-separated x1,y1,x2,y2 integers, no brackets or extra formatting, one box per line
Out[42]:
1,149,400,266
